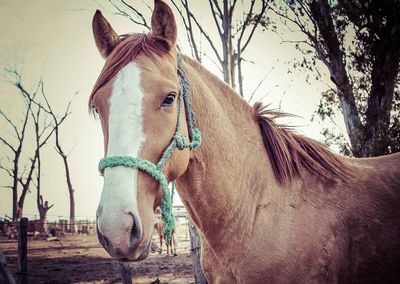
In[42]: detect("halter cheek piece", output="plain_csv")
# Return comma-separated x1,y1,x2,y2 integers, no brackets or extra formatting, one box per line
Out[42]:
98,54,201,242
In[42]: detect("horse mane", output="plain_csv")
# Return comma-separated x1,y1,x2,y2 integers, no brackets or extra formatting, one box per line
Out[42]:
89,33,172,111
181,56,352,184
253,102,353,184
90,35,352,185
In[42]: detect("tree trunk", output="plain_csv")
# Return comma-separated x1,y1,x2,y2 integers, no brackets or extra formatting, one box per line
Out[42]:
36,153,47,234
53,119,76,233
364,39,400,156
61,153,76,233
237,47,244,97
37,197,53,235
119,264,133,284
310,0,365,156
222,0,232,85
17,150,38,220
17,188,28,220
37,209,47,234
188,217,207,284
230,53,236,90
12,151,20,221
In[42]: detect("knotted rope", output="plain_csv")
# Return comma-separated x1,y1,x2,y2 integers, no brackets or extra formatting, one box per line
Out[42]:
98,53,201,242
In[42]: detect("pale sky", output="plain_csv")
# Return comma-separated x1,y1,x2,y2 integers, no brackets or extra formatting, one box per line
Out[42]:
0,0,346,220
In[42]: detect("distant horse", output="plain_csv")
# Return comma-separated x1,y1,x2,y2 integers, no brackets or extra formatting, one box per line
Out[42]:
153,219,177,256
91,0,400,282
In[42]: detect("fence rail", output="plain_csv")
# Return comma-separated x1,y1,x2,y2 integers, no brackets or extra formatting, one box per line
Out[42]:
0,219,97,239
0,211,188,239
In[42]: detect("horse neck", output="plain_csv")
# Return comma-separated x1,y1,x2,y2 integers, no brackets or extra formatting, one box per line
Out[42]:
177,56,281,247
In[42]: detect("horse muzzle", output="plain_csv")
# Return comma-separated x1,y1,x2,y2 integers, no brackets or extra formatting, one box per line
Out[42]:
96,212,149,261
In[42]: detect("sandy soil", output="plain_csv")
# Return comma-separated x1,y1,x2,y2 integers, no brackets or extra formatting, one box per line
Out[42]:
0,224,195,284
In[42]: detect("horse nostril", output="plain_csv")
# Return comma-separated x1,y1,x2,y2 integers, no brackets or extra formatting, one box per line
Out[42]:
128,212,142,245
96,213,142,259
96,223,112,249
130,218,136,235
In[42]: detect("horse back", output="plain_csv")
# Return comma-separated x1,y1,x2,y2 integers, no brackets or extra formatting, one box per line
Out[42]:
337,153,400,282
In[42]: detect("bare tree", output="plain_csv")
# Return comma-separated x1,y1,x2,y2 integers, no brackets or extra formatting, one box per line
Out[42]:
108,0,269,97
40,85,76,233
1,66,74,226
29,88,60,233
0,67,42,221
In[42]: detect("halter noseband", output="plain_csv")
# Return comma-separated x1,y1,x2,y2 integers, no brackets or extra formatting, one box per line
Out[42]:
98,54,201,242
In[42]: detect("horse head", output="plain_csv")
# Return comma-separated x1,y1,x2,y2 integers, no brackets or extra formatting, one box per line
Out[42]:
90,0,192,261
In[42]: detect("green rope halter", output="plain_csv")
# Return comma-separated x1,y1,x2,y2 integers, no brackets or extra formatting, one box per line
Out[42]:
98,54,201,242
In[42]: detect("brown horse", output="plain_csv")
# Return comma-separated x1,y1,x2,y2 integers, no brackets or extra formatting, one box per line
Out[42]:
90,0,400,282
153,218,177,256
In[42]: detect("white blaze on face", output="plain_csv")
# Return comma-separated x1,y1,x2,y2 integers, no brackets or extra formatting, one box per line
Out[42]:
97,63,145,248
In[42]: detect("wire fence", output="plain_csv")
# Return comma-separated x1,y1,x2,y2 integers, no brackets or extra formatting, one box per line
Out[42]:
0,218,96,239
0,211,189,239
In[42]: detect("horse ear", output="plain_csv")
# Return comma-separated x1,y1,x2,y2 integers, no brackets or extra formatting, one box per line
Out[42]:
151,0,177,47
92,10,119,59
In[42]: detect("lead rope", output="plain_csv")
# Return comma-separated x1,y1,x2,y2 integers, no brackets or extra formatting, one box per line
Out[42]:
98,53,201,242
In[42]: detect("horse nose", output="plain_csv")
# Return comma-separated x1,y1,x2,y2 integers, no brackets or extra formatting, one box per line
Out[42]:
96,212,142,259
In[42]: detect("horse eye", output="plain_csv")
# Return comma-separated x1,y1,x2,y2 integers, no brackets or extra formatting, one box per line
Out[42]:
161,93,176,107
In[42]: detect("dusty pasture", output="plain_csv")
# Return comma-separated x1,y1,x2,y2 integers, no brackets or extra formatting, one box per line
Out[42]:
0,223,194,284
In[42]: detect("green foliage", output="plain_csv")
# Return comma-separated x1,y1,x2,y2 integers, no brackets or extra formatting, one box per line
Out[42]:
321,128,352,156
270,0,400,157
312,89,340,122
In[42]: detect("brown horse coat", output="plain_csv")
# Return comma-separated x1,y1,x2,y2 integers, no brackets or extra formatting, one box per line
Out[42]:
90,1,400,282
176,55,400,283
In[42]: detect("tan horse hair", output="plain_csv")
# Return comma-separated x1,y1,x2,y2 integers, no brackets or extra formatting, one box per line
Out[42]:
91,3,400,281
89,33,173,111
254,102,353,184
89,33,353,186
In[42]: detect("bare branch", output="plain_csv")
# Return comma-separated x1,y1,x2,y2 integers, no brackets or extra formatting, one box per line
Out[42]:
210,0,223,19
171,0,201,62
0,163,14,177
120,0,149,27
230,0,239,15
270,5,315,42
186,8,223,64
38,120,53,140
0,185,13,190
200,51,224,73
0,137,16,152
0,110,20,139
109,0,150,30
237,0,256,47
296,0,313,22
248,63,276,103
37,82,73,148
140,0,152,13
208,0,223,38
241,0,269,53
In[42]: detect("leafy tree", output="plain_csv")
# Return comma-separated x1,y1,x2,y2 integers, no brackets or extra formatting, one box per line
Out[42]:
269,0,400,157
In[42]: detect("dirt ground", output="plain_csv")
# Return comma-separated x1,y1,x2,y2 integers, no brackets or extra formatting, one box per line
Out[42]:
0,224,195,284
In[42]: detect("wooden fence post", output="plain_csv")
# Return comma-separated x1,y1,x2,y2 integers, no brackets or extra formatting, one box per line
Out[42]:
0,250,16,284
18,218,28,284
188,217,208,284
119,263,133,284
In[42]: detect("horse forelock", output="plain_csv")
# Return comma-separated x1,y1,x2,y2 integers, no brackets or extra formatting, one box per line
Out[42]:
253,101,354,185
88,33,173,113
